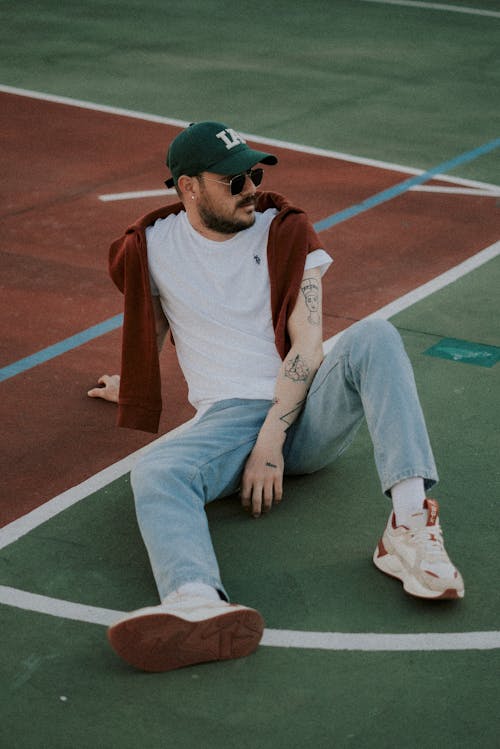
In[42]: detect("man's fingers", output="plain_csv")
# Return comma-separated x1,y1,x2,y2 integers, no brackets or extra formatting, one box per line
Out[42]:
240,490,251,511
240,480,264,518
273,478,283,504
241,481,283,518
261,480,275,513
251,485,264,518
87,374,120,402
240,480,255,514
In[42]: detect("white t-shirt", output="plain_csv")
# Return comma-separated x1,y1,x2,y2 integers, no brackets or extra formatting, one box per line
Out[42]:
146,209,332,413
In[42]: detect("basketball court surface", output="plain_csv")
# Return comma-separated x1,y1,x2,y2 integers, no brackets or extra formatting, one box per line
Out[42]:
1,1,499,746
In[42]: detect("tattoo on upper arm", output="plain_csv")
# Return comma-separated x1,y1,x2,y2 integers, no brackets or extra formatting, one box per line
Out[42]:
300,277,321,325
284,354,310,382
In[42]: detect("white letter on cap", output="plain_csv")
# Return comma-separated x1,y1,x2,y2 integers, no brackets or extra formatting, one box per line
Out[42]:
216,128,246,150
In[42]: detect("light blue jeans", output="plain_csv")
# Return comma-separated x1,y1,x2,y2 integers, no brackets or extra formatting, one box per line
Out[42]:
131,319,437,601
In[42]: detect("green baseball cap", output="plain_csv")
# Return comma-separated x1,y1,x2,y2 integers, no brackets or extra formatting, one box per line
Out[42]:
165,121,278,187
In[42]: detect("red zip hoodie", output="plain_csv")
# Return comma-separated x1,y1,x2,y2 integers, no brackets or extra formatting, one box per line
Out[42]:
109,191,322,432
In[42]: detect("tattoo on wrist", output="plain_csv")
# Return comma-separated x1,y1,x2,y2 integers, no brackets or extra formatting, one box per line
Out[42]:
301,277,321,326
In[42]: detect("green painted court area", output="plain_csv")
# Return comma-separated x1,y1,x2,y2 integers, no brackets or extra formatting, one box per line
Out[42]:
2,257,499,749
2,607,497,749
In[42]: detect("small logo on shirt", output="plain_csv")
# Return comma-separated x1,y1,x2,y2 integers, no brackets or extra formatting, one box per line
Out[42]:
253,255,261,265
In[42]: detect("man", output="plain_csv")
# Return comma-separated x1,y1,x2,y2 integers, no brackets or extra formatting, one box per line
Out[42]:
89,121,464,673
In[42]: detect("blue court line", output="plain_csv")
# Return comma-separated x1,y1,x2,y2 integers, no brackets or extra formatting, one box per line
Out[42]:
313,137,500,232
1,137,499,383
0,314,123,382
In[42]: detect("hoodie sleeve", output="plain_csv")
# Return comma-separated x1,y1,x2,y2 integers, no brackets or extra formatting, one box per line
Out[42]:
107,202,186,432
109,227,163,433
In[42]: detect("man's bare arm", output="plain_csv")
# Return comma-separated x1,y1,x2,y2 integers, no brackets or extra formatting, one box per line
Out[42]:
87,295,168,403
240,267,324,517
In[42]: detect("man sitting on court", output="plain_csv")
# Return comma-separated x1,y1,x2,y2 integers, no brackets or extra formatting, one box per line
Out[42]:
89,121,464,673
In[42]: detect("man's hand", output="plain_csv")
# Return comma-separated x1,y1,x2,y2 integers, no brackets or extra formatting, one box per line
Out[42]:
240,438,284,518
87,374,120,403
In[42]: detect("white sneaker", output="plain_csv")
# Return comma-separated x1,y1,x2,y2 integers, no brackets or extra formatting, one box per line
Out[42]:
373,498,464,599
108,594,265,672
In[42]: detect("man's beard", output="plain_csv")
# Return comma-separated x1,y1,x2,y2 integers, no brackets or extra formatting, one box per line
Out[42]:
198,196,256,234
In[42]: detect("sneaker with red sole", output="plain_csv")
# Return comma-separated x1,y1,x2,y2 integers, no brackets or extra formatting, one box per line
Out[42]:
373,498,464,600
108,595,265,672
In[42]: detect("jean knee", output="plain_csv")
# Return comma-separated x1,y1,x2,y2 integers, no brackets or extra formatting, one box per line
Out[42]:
131,443,191,502
351,318,404,356
130,451,158,501
355,317,400,343
335,319,408,382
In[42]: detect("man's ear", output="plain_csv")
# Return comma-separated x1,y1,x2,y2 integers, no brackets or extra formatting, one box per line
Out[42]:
177,174,197,199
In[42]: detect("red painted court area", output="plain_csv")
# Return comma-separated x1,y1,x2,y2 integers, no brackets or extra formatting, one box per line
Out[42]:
2,91,499,525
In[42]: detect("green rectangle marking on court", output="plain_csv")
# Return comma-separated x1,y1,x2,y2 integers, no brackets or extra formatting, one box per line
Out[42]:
424,338,500,368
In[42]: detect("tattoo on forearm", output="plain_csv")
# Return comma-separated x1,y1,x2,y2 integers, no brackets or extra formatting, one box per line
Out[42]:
301,277,321,326
285,354,310,382
279,399,306,427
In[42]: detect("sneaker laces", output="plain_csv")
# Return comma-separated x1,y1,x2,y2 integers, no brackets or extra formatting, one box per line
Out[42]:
411,522,457,577
410,522,448,561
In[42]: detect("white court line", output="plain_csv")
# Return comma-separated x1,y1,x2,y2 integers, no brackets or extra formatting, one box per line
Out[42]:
100,184,500,203
0,416,197,551
364,241,500,320
359,0,500,19
322,239,500,353
99,188,176,202
1,84,498,193
101,183,500,204
410,186,500,197
1,586,499,651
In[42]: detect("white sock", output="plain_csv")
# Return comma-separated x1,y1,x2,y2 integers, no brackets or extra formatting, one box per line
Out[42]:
391,477,426,527
165,582,221,602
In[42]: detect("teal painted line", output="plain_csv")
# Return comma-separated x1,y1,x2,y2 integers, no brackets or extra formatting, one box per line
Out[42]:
424,338,500,368
0,314,123,382
3,138,499,383
313,138,500,232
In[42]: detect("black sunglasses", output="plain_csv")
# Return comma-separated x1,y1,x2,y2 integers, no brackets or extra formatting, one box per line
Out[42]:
201,167,264,195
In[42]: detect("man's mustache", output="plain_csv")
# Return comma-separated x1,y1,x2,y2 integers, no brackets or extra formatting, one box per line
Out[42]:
237,196,256,208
